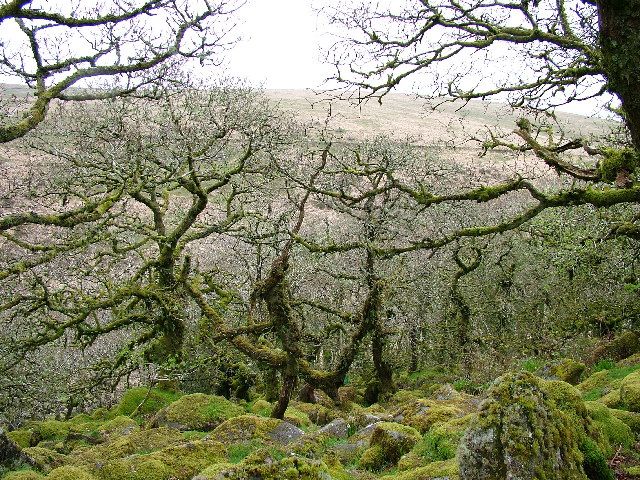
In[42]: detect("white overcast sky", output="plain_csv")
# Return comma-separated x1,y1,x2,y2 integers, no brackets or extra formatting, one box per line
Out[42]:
220,1,606,116
224,0,333,90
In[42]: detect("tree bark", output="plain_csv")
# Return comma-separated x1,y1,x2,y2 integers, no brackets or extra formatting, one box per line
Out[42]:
598,0,640,149
271,362,298,419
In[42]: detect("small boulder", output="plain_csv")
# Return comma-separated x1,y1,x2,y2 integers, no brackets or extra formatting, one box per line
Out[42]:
589,331,640,365
268,421,305,445
207,414,303,445
1,428,37,471
317,418,349,438
46,466,97,480
620,370,640,412
152,393,244,431
539,358,586,385
360,422,421,471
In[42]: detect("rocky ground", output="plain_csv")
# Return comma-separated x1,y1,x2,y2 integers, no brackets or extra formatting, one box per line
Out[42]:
3,337,640,479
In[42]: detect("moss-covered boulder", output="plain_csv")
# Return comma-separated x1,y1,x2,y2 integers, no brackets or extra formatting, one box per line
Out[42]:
539,358,586,385
359,422,421,471
284,407,312,429
381,458,459,480
193,456,336,480
46,466,96,480
6,431,35,450
610,408,640,433
249,399,272,417
458,372,587,480
69,427,183,467
153,394,244,431
414,414,475,463
589,331,640,365
96,416,138,438
1,428,38,474
96,440,227,480
291,402,338,426
21,448,66,473
208,415,288,444
620,369,640,412
117,387,181,417
1,470,45,480
585,401,634,456
392,398,464,434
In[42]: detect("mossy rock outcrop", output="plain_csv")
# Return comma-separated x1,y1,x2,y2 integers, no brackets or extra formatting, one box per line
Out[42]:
620,370,640,412
207,414,303,445
153,393,244,431
193,456,338,480
96,416,138,439
291,402,338,426
359,422,421,471
391,398,465,434
6,431,35,450
21,448,66,473
414,414,475,463
381,458,459,480
584,401,634,456
117,387,181,417
458,372,587,480
95,439,226,480
538,358,586,385
589,331,640,365
46,466,96,480
1,428,38,473
1,470,45,480
69,427,184,467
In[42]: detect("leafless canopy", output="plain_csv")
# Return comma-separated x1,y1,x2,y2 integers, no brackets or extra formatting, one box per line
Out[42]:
0,0,244,143
324,0,604,110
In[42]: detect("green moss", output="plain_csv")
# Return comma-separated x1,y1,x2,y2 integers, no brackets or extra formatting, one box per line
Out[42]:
580,438,614,480
182,431,208,441
585,401,634,455
620,370,640,412
249,399,272,417
291,402,336,426
97,416,138,438
458,372,586,479
380,458,459,479
284,407,311,429
209,414,281,444
392,399,464,434
590,331,640,364
29,421,70,443
227,443,255,464
46,466,96,480
117,387,181,417
97,457,172,480
627,465,640,475
158,393,244,431
358,445,385,472
69,427,183,467
21,447,67,472
413,414,475,462
599,389,621,408
1,471,44,480
599,148,639,183
610,408,640,433
396,452,424,471
195,455,333,479
7,430,34,449
96,439,226,480
361,422,421,470
193,462,236,479
545,358,586,385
